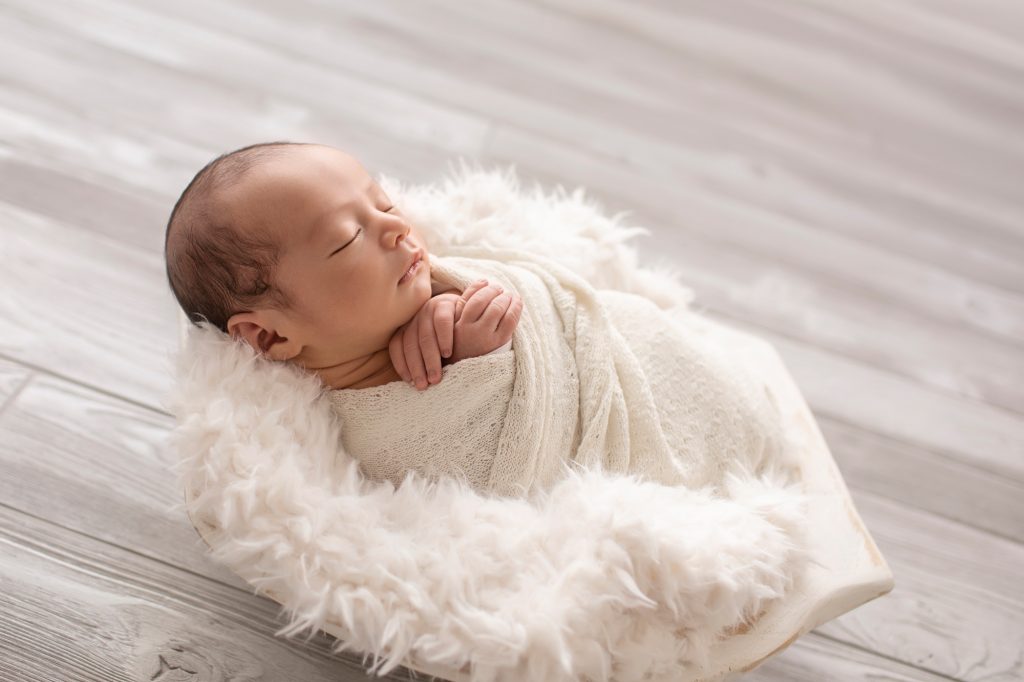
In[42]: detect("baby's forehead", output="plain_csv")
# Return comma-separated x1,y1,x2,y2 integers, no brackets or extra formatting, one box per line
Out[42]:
221,148,377,228
239,149,370,196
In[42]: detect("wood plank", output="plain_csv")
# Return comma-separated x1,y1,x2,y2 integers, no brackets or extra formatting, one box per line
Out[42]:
0,93,474,255
819,416,1024,544
746,631,951,682
0,201,180,409
0,0,490,156
715,309,1024,482
533,0,1024,238
901,0,1024,46
815,489,1024,681
0,505,416,681
0,359,33,412
0,370,239,587
628,230,1024,412
0,0,489,179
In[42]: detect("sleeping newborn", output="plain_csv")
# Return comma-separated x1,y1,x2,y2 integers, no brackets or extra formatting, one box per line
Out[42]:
164,142,522,392
167,141,793,499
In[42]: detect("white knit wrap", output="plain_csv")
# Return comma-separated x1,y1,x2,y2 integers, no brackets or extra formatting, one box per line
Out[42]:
330,249,797,499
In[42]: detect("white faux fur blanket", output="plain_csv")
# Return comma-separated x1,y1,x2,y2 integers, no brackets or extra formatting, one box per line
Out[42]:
167,163,812,682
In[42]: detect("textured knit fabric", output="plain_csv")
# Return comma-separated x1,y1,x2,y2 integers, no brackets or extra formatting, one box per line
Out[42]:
328,249,794,498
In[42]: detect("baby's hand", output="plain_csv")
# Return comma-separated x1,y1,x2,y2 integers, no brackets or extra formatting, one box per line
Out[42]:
388,292,461,391
449,279,523,363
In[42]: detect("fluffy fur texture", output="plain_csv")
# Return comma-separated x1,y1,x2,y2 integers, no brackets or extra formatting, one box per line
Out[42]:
166,162,812,682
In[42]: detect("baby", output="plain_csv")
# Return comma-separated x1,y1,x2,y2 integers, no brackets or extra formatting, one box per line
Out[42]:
167,142,794,500
164,142,524,391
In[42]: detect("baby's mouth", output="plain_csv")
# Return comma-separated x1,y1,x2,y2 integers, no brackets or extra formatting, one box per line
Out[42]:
398,253,423,285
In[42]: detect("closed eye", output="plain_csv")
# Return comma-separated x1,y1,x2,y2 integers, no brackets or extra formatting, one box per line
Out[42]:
329,228,360,257
327,206,397,257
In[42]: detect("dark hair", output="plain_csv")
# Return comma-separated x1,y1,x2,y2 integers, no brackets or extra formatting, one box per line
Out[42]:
164,141,310,333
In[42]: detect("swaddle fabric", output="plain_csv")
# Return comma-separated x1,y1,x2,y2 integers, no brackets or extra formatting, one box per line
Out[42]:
329,250,796,498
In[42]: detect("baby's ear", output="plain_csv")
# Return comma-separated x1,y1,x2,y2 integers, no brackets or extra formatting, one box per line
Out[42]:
227,312,291,359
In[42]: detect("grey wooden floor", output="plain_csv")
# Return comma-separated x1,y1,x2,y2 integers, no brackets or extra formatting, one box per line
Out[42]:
1,1,1022,680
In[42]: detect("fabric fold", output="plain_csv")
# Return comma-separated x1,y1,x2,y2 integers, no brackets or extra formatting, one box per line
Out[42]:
330,247,796,499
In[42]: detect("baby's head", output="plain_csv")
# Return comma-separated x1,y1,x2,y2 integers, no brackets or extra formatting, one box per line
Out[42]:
165,142,433,368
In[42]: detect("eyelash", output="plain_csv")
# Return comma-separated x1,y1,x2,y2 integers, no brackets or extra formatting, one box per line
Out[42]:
331,206,396,255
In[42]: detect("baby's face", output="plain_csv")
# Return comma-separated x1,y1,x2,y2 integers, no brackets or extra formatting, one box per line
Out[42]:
223,144,433,365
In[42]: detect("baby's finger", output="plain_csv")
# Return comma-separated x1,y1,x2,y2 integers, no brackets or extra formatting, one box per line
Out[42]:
402,317,428,390
388,329,411,384
418,315,443,386
433,297,456,359
462,283,505,324
481,291,514,330
460,279,488,301
497,296,524,337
